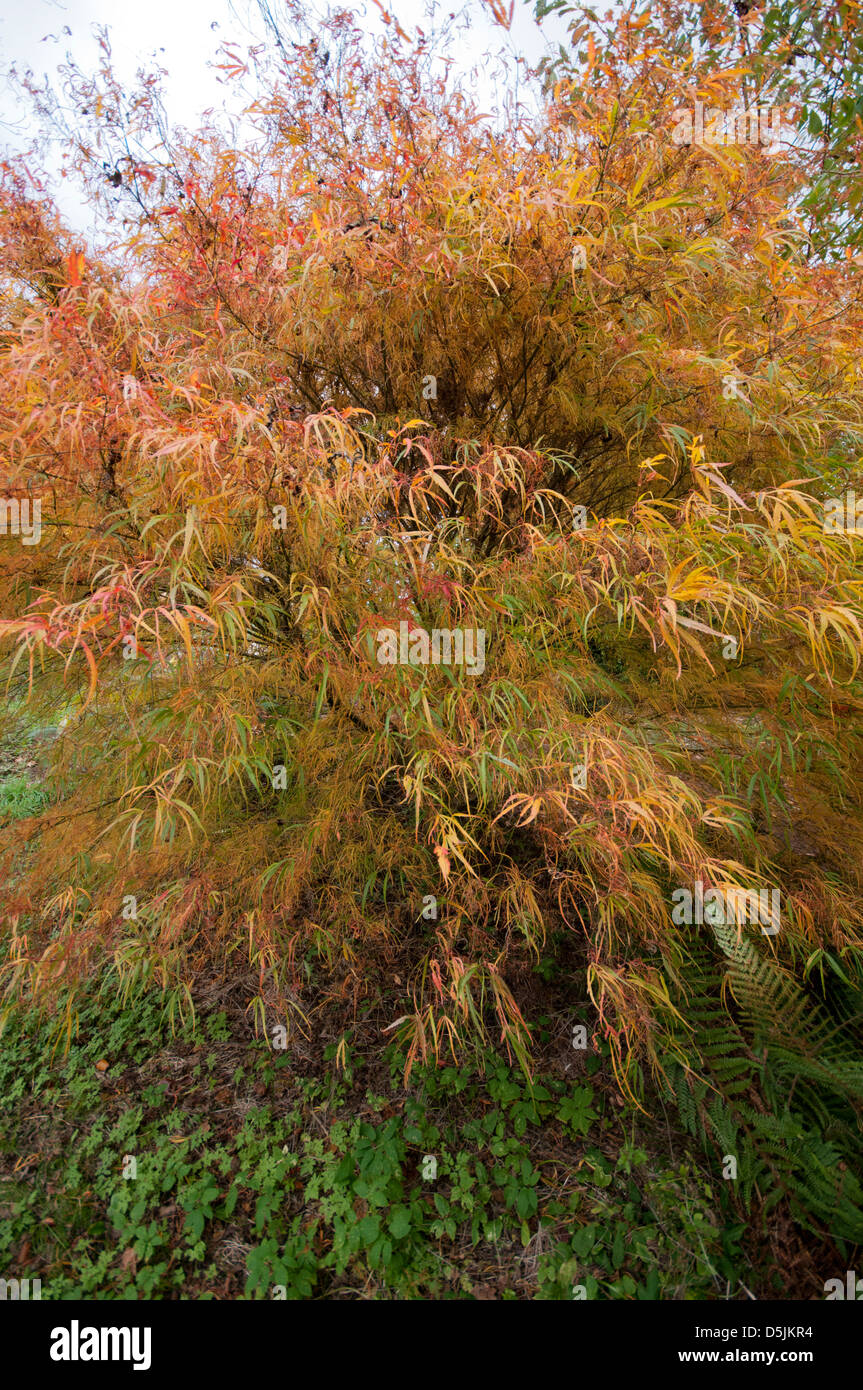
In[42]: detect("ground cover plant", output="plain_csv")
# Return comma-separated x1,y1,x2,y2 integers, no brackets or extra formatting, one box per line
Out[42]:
1,0,862,1299
0,960,830,1299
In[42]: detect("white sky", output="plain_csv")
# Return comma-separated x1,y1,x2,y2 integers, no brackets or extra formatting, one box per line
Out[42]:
0,0,570,235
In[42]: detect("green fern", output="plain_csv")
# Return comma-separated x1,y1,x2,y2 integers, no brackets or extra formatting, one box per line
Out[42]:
660,924,863,1244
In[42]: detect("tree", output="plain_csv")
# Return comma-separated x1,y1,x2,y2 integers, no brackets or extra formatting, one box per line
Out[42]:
535,0,863,258
2,0,863,1243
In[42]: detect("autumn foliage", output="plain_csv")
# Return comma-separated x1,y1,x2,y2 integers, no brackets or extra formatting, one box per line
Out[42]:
2,1,863,1242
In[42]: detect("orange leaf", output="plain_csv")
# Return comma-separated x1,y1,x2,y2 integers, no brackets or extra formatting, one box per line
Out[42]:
434,844,451,882
66,251,84,287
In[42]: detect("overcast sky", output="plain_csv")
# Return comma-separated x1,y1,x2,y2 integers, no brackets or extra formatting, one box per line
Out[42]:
0,0,569,234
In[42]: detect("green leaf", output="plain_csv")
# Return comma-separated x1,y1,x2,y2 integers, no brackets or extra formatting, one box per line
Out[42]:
389,1208,411,1239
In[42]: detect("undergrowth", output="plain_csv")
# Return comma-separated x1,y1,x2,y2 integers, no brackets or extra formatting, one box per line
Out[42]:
0,976,779,1301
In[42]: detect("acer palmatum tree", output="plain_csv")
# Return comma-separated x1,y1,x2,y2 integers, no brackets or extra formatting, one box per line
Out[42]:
2,0,863,1241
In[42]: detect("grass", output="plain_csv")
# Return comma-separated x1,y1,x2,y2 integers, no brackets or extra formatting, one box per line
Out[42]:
0,774,51,823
